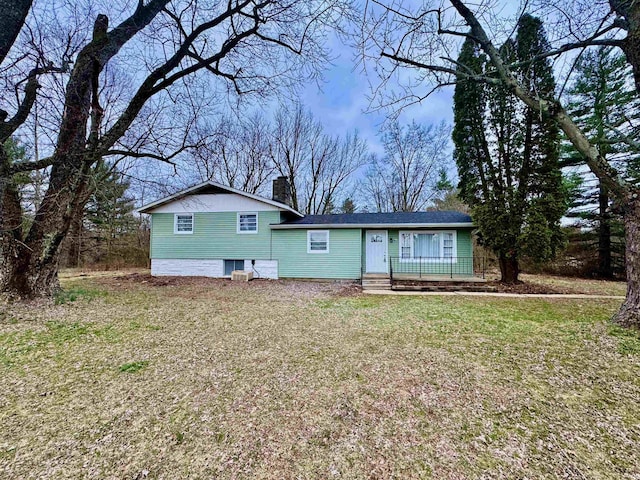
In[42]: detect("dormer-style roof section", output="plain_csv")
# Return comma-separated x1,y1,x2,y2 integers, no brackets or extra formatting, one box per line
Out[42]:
137,180,304,216
271,211,473,229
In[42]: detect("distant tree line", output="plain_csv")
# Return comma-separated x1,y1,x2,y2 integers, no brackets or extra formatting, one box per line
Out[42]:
186,104,454,215
189,103,371,215
63,161,149,269
362,121,451,212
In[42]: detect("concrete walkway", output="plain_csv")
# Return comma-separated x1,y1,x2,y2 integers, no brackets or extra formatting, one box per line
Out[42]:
363,290,626,300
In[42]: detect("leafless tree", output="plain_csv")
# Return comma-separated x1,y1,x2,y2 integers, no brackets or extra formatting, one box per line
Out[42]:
190,114,274,195
0,0,346,297
362,0,640,328
270,103,368,214
362,120,451,212
311,129,370,214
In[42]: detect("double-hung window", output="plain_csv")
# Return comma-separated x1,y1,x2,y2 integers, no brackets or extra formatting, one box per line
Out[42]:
400,231,455,261
237,213,258,233
174,213,194,234
307,230,329,253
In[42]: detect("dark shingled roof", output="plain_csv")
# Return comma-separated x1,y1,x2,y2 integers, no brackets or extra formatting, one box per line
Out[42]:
280,211,472,226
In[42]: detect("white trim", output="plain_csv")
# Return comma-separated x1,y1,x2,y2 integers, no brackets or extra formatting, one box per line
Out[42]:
173,213,194,234
307,230,329,254
137,180,303,217
399,230,457,263
237,212,258,234
271,222,473,229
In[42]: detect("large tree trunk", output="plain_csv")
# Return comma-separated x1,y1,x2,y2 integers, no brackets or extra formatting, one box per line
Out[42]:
499,253,520,284
0,160,35,297
613,197,640,328
0,177,88,298
0,0,33,66
611,0,640,93
2,247,61,298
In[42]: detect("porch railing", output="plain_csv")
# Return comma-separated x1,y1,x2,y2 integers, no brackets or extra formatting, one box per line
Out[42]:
389,256,485,282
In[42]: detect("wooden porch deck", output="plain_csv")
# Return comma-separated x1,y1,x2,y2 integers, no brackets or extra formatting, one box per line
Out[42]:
392,274,487,283
362,273,491,291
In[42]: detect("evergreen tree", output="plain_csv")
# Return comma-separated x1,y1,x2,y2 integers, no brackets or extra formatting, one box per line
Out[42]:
564,47,640,277
86,163,137,243
453,15,567,283
435,168,454,194
66,161,137,267
341,198,356,213
430,169,468,212
430,189,470,213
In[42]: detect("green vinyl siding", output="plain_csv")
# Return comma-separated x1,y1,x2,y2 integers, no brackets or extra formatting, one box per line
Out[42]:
150,211,279,259
454,229,473,275
456,229,473,257
273,229,361,279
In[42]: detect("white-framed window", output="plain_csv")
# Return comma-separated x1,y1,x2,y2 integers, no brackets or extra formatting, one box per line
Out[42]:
174,213,194,234
307,230,329,253
399,231,456,262
237,212,258,234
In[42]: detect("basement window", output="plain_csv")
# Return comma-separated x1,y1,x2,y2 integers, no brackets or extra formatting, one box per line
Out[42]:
174,213,193,234
224,260,245,276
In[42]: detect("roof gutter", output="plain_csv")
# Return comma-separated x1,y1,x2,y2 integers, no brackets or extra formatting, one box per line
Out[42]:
270,222,474,229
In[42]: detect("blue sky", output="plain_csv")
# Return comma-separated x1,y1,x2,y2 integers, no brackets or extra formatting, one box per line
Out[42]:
297,1,524,157
300,34,456,157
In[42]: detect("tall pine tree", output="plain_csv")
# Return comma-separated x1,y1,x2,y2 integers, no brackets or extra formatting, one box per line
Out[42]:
453,14,566,283
65,161,138,267
564,47,640,278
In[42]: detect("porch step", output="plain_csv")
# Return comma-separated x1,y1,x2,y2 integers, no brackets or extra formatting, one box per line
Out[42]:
362,284,392,291
362,275,392,290
392,283,497,293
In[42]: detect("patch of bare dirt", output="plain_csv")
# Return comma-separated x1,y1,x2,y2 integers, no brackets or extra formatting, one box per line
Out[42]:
94,273,362,298
490,281,569,295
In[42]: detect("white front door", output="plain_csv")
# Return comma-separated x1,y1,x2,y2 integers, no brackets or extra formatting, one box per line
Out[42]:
366,230,388,273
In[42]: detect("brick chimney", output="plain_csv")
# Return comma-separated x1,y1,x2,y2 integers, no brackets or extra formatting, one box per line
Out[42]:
272,176,292,206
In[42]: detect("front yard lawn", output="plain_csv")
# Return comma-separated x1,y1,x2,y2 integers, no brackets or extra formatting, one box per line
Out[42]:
1,274,639,479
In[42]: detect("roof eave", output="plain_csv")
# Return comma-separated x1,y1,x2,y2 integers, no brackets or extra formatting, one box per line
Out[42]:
136,180,304,217
270,222,474,229
136,180,212,214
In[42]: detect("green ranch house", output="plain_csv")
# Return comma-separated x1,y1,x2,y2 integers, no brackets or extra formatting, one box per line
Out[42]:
138,177,483,289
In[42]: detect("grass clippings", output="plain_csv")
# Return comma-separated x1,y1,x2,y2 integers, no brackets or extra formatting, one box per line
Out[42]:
0,273,638,479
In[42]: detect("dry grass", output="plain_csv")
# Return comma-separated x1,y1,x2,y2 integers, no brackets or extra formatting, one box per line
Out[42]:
519,273,628,296
1,274,639,479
